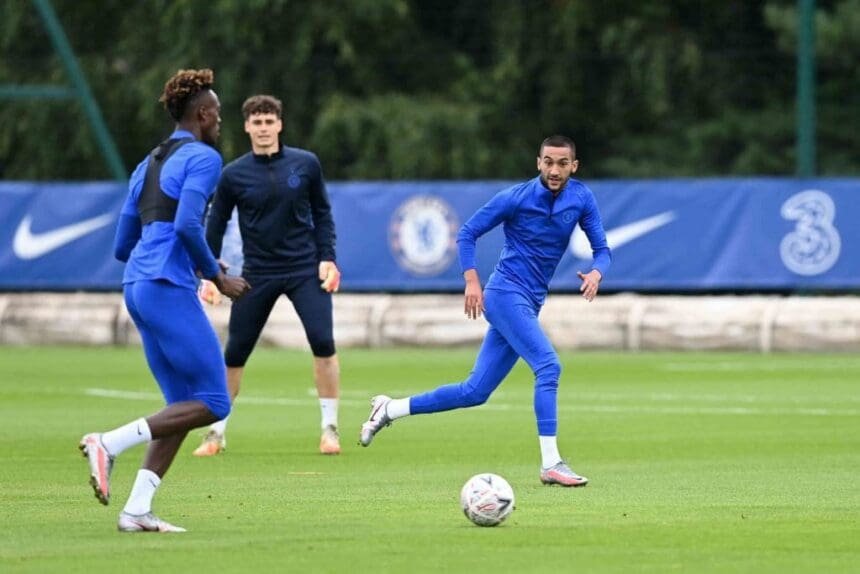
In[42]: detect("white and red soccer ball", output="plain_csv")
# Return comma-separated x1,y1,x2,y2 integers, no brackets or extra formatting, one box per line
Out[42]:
460,473,515,527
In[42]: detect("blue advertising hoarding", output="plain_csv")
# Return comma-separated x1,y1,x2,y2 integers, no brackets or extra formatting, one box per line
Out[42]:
0,179,857,291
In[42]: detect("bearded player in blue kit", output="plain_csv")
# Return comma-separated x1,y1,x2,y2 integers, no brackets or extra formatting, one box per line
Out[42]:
360,135,611,487
78,68,250,532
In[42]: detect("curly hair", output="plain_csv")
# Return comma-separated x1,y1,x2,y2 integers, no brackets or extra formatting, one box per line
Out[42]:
242,95,283,120
159,69,215,121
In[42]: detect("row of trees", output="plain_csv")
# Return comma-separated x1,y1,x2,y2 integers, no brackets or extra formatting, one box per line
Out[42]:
1,0,858,180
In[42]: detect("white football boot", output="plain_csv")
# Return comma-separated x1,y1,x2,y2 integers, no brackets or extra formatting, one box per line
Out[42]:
359,395,392,447
117,512,186,533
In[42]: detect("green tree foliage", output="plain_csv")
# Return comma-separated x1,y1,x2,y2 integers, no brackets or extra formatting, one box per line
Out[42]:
0,0,857,180
766,0,860,174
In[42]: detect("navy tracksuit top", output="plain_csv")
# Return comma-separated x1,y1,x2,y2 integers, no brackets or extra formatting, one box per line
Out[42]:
205,145,336,278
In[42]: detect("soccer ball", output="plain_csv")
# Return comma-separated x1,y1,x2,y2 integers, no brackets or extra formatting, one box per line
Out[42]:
460,473,515,527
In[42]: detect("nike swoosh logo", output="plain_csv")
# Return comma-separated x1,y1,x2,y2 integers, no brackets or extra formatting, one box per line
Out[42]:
571,210,676,259
12,212,115,260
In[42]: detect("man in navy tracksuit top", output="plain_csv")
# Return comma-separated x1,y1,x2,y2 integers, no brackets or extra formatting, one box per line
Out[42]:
196,94,342,456
360,135,611,487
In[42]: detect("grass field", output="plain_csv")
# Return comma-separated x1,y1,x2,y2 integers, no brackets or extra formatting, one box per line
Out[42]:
1,346,858,573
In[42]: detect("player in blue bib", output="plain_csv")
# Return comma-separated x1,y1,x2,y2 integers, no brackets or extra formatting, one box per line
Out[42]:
78,69,250,532
360,135,611,487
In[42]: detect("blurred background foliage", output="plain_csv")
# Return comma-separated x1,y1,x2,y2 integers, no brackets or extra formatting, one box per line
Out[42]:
1,0,858,180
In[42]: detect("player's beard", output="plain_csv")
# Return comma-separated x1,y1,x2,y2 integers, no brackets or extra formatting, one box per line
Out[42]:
540,175,566,192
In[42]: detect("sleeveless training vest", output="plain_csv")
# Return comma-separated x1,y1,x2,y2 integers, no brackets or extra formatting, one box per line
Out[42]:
137,137,194,224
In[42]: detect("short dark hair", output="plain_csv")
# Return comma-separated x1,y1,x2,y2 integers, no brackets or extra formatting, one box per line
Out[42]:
159,69,215,121
242,95,283,120
539,135,576,159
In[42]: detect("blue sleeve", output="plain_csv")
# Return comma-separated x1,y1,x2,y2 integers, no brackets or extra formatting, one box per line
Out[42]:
113,213,141,262
175,149,222,279
181,146,222,197
579,189,612,277
114,161,146,262
457,188,516,272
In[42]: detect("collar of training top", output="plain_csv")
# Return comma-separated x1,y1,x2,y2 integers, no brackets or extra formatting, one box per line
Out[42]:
252,145,285,162
536,175,569,197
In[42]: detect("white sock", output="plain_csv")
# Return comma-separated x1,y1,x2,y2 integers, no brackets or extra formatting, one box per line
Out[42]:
319,398,339,429
386,398,410,420
101,418,151,457
539,435,562,469
123,469,161,516
211,415,229,436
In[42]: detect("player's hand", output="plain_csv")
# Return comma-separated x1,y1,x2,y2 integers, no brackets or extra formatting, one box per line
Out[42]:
577,269,602,302
196,259,229,282
213,271,251,301
319,261,341,293
198,279,222,305
463,270,484,320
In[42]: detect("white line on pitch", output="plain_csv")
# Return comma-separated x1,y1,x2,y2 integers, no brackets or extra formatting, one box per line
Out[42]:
323,388,860,405
663,361,860,372
84,388,860,417
84,388,368,407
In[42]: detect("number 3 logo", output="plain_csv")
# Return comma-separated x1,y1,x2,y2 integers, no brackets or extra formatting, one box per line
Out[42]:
779,190,840,276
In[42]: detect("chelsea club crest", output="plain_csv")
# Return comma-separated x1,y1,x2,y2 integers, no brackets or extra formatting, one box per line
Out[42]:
389,195,459,276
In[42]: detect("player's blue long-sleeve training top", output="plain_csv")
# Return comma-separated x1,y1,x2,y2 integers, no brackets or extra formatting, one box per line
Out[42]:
114,129,222,289
458,176,611,306
205,145,335,278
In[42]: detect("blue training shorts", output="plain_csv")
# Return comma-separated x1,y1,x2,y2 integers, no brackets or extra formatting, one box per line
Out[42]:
123,279,230,419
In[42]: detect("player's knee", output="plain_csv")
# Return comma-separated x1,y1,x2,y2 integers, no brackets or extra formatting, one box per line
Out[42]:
204,395,231,421
460,384,493,407
535,357,561,386
310,338,336,358
224,343,252,368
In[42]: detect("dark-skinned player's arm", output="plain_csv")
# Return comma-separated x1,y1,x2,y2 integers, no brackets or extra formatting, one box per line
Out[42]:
177,152,249,300
113,161,147,262
198,171,238,304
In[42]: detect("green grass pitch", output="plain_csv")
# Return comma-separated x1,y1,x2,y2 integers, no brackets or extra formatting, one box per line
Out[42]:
1,346,858,573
